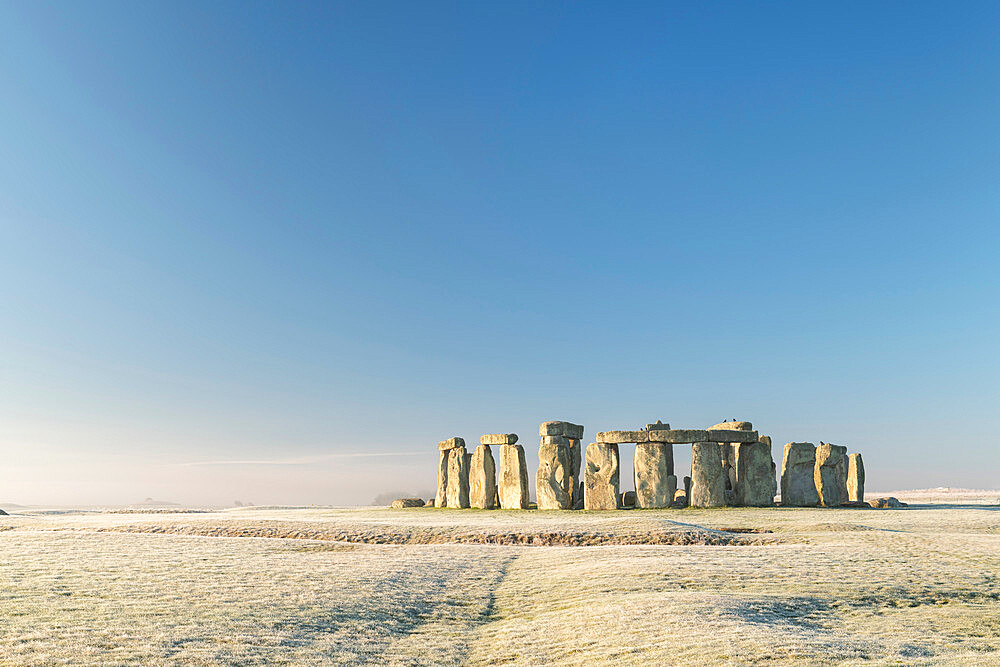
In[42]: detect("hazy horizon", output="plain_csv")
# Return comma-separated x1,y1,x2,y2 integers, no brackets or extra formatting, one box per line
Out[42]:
2,2,998,506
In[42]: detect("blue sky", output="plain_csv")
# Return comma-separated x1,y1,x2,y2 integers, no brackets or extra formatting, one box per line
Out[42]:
0,1,997,505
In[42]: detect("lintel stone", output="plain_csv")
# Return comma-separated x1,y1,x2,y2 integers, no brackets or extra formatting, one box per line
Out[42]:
596,430,649,444
438,437,466,450
481,433,518,445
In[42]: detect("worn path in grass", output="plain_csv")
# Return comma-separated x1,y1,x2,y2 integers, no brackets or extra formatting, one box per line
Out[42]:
0,505,998,664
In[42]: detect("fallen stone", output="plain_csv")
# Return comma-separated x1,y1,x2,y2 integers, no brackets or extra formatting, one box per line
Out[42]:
438,437,465,451
634,442,674,508
647,429,709,443
847,453,865,503
469,444,497,509
869,496,908,509
584,442,620,510
690,442,726,507
446,446,470,508
814,443,848,507
596,430,649,444
536,442,573,509
780,442,819,507
480,433,518,445
390,498,425,509
436,449,450,507
733,441,775,506
498,444,529,509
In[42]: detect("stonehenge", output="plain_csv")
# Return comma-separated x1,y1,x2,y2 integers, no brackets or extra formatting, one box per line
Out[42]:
470,443,497,509
584,441,620,509
815,443,848,507
690,442,726,507
634,441,674,508
781,443,820,507
431,419,868,511
498,441,530,509
848,453,865,502
536,422,582,510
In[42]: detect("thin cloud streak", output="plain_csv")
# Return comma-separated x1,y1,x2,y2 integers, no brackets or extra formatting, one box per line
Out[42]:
176,451,422,467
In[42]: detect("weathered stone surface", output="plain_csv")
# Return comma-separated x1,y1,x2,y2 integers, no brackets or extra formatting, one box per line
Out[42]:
647,429,708,443
634,443,674,508
621,491,637,507
446,446,470,508
710,421,753,431
436,449,449,507
541,435,570,446
426,499,435,507
666,475,678,504
536,442,573,510
438,437,465,451
469,444,497,509
683,476,692,506
390,498,425,509
706,429,759,443
815,443,848,507
847,453,865,502
596,430,649,444
646,420,671,430
567,438,582,508
759,435,772,446
733,441,775,506
690,442,726,507
584,442,620,510
480,433,518,445
781,442,819,507
498,444,529,509
575,481,584,509
539,421,584,438
869,496,907,509
832,445,849,503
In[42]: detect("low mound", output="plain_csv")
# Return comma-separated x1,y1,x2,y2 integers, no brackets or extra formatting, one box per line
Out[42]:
95,521,779,547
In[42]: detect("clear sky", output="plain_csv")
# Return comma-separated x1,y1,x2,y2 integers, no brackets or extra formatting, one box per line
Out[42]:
1,1,997,506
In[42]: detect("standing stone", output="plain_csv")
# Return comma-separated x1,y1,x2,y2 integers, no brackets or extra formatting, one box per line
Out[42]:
536,441,573,509
498,444,529,509
683,475,692,505
436,449,450,507
634,443,674,508
469,444,497,509
847,453,865,502
575,481,584,509
584,442,620,510
666,474,678,504
814,443,848,507
781,442,819,506
733,441,775,506
567,438,583,508
833,447,849,503
446,446,470,508
690,442,726,507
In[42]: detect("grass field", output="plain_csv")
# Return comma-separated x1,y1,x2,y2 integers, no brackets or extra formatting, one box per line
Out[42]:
1,496,998,665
